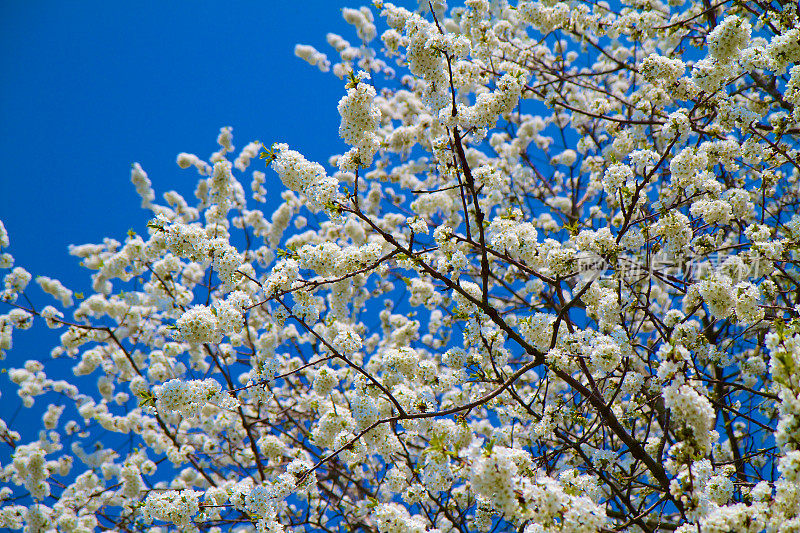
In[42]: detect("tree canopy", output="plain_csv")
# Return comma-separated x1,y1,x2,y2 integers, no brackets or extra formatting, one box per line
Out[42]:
2,0,800,532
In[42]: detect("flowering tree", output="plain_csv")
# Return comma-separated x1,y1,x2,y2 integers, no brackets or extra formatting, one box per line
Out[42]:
2,0,800,531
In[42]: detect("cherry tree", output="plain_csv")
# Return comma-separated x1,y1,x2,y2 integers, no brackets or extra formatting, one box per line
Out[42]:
2,0,800,531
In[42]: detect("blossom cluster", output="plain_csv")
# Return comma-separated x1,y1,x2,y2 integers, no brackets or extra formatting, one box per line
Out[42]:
337,73,382,170
155,378,238,417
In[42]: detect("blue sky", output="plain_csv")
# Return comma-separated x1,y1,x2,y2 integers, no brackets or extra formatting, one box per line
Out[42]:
0,1,405,445
0,1,370,292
